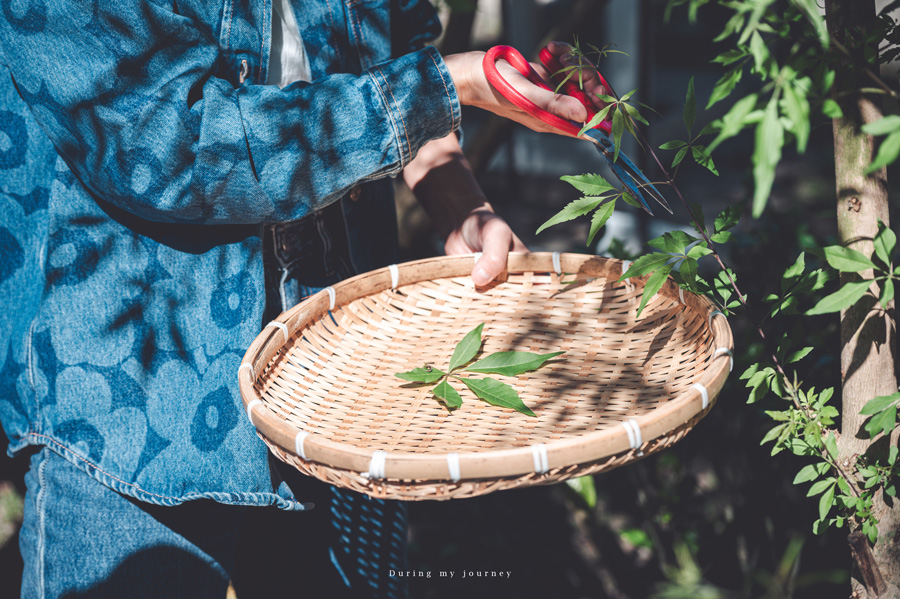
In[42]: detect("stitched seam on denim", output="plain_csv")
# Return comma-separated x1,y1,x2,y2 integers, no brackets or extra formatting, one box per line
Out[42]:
26,317,38,395
259,0,271,81
369,72,404,167
426,49,458,132
345,1,361,56
222,0,234,55
375,68,411,164
36,449,48,599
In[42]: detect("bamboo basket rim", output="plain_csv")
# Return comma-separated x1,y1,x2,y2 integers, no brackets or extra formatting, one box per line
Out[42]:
238,252,733,488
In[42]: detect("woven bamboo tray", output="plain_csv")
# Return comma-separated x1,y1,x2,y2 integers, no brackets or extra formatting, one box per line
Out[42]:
238,252,733,500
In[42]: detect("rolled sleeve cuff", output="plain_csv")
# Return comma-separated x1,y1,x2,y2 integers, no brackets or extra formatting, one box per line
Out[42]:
367,45,461,170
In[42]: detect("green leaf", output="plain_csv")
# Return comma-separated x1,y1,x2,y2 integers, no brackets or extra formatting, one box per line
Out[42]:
752,99,784,217
749,30,770,74
782,252,806,293
712,49,747,66
536,196,605,235
865,405,898,438
660,140,688,150
636,264,674,318
684,77,696,134
867,131,900,173
881,278,894,309
432,379,462,410
461,377,536,417
714,201,745,232
822,99,843,119
861,115,900,136
794,464,821,484
689,202,707,234
791,0,829,47
781,77,811,153
587,199,617,246
861,393,900,415
787,347,814,364
395,366,446,384
707,66,744,109
823,246,876,272
691,145,719,175
710,231,733,244
687,243,713,259
825,433,839,460
620,252,672,281
808,479,833,497
672,146,690,168
449,323,484,372
819,483,835,521
762,423,787,445
560,174,618,196
623,103,649,126
577,104,614,136
620,528,653,549
565,475,597,509
807,280,871,315
467,351,564,376
709,93,758,153
611,109,625,163
874,221,897,267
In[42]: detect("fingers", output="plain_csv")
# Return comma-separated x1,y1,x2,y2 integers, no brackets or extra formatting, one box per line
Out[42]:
494,61,588,125
471,216,513,287
545,41,608,110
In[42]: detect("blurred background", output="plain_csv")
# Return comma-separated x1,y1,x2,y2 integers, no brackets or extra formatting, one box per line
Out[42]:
1,0,892,596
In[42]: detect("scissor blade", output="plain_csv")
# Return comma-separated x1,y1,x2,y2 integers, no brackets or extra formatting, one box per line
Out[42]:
583,130,673,216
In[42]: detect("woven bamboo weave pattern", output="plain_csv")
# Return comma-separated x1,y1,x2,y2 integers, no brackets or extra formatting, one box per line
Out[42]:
239,253,733,500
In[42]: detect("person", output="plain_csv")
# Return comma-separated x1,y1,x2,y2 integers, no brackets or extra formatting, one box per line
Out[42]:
0,0,605,597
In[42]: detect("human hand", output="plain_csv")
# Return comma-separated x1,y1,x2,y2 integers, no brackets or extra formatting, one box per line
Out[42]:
444,207,527,288
542,41,609,111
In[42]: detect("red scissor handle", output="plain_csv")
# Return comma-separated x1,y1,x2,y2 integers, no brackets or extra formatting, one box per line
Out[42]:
538,47,612,135
483,45,582,137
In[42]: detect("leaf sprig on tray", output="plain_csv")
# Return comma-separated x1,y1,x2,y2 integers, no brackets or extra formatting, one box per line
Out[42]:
394,323,563,417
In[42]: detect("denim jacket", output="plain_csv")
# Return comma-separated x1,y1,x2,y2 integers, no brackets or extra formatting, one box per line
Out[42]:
0,0,459,508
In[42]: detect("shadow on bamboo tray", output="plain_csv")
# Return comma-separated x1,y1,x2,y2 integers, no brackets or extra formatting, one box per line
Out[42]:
238,252,733,500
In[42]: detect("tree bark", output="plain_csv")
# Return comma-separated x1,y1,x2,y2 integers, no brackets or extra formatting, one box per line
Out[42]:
825,1,900,596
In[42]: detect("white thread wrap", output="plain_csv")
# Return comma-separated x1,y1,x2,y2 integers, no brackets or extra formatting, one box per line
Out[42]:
365,450,388,480
622,419,643,455
388,264,399,290
552,251,562,275
714,347,734,372
692,382,710,409
325,287,336,310
679,288,686,305
266,321,289,344
446,453,461,483
239,362,254,379
294,431,310,460
708,310,725,328
531,443,550,474
246,399,263,427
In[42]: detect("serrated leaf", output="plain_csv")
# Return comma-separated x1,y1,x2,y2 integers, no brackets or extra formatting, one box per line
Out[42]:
461,377,536,417
874,222,896,268
623,103,649,126
787,347,814,364
709,94,758,153
660,140,688,150
684,77,696,133
611,109,625,163
715,201,745,232
823,246,876,272
619,252,672,281
868,130,900,173
792,0,829,47
432,379,462,410
710,231,733,244
687,243,712,259
794,464,821,484
691,145,719,175
536,196,605,235
449,323,484,372
395,366,447,384
560,174,618,196
672,146,690,168
707,66,744,109
636,264,674,318
587,199,617,245
578,104,614,136
689,202,707,234
467,351,564,376
807,280,871,315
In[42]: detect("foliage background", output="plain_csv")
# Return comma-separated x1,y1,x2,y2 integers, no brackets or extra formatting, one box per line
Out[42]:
1,0,896,596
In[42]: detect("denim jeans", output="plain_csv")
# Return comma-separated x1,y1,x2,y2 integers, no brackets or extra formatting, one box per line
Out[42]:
19,202,408,599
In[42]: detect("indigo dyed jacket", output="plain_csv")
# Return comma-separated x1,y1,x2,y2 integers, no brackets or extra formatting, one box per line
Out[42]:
0,0,459,508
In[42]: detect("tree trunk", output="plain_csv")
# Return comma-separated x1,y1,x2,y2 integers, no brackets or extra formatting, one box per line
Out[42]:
825,1,900,596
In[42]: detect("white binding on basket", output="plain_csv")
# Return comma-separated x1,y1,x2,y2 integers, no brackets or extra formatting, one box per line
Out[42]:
709,310,725,328
679,288,686,305
531,443,550,474
552,251,562,275
714,347,734,372
446,453,461,482
325,287,336,310
294,431,310,460
239,362,254,380
266,321,289,344
388,264,399,290
692,382,710,410
622,419,643,456
364,450,388,480
246,399,263,427
621,260,632,276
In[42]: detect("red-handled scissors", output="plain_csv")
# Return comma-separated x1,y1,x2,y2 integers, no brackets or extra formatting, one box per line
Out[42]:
483,45,672,216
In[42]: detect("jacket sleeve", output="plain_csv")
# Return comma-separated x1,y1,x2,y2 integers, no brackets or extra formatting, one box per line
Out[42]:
0,0,459,225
